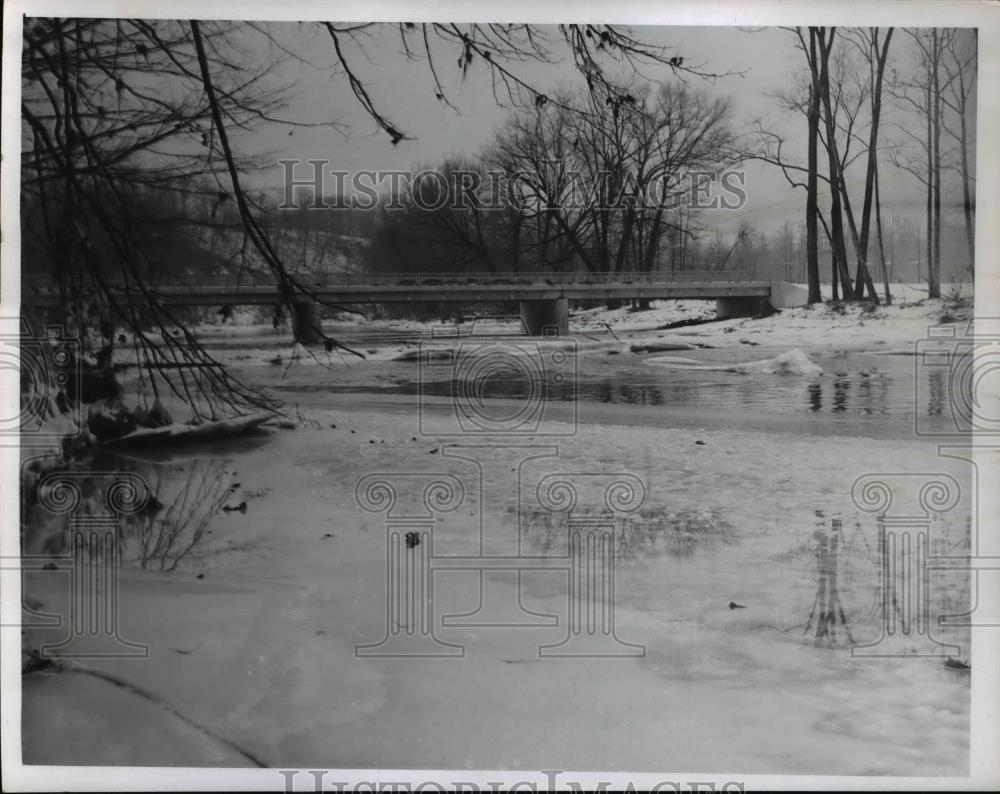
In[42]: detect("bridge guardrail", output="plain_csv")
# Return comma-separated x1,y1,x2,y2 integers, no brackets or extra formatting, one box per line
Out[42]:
22,268,761,292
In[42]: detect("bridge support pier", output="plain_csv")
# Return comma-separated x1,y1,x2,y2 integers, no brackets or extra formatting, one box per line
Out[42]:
519,298,569,336
293,301,323,344
715,296,767,320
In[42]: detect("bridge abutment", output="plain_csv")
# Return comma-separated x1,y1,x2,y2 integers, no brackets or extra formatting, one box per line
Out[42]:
293,301,323,343
715,296,767,320
519,298,569,336
769,280,810,308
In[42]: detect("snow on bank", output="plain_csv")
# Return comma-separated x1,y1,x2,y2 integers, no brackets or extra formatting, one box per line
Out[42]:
572,298,716,332
648,348,823,375
99,282,973,379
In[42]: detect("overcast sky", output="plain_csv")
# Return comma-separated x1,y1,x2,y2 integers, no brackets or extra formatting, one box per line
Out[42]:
233,23,974,239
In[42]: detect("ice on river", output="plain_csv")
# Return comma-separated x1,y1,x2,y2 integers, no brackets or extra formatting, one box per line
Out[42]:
647,348,823,375
21,407,972,774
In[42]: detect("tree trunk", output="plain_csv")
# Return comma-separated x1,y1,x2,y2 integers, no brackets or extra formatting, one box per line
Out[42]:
924,74,934,297
806,43,822,304
841,183,878,302
817,29,855,300
832,249,840,301
917,225,922,284
874,158,891,304
930,30,942,299
959,98,975,275
853,28,893,303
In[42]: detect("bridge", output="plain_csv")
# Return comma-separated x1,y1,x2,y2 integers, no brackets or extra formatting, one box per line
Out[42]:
23,271,808,340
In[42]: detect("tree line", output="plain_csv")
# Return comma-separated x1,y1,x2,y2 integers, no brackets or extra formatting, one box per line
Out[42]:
754,26,975,303
364,82,740,280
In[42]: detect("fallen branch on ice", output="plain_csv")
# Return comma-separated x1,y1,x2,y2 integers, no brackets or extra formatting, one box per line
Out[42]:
100,412,278,449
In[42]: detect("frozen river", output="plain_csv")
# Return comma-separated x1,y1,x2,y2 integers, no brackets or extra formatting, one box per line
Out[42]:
206,319,964,441
22,307,975,776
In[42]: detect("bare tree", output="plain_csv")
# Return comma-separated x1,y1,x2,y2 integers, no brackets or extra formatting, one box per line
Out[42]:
815,27,857,300
805,29,823,304
940,29,977,275
21,19,295,417
750,27,851,303
889,28,962,299
752,27,906,304
874,158,891,303
842,27,894,302
488,82,734,282
367,157,506,276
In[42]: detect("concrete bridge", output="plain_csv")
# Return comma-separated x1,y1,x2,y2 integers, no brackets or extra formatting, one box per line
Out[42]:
23,271,808,341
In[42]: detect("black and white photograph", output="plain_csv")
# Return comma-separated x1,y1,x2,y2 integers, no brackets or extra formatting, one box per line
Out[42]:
2,0,998,790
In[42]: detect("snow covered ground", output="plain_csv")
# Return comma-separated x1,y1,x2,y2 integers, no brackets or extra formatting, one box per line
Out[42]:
171,281,974,372
21,286,977,775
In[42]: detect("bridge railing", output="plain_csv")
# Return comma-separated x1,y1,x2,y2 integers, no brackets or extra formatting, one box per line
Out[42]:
22,268,762,292
329,269,760,286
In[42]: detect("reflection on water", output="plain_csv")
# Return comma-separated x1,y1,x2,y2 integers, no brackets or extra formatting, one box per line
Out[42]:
802,513,973,653
928,368,945,416
614,382,666,406
808,383,822,412
369,369,928,420
308,350,955,430
26,452,252,573
116,456,235,571
832,377,849,413
406,356,950,430
515,505,736,560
